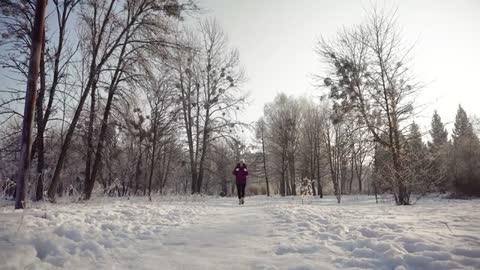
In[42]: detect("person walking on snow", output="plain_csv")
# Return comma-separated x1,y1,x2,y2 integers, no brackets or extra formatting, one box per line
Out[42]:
233,159,248,205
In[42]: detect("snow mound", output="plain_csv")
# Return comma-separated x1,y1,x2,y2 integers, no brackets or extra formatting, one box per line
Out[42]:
0,197,207,269
265,196,480,270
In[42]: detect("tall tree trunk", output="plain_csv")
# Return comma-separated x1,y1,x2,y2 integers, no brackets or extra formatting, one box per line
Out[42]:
182,94,197,194
310,147,316,196
84,80,97,197
288,156,296,195
355,157,362,193
196,147,207,194
158,151,166,195
15,0,48,209
84,29,128,199
396,147,409,204
83,77,115,200
316,173,323,198
34,129,45,201
31,0,75,162
34,30,47,201
391,115,409,205
48,61,96,202
340,159,347,195
280,155,286,196
179,75,199,195
134,147,143,195
143,148,151,196
148,129,158,198
190,162,198,194
161,151,172,194
196,104,212,194
221,166,228,195
349,152,354,194
286,174,291,195
261,132,270,196
315,138,323,198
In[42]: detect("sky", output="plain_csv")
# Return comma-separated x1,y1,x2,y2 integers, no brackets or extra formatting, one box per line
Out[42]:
1,0,478,138
196,0,480,134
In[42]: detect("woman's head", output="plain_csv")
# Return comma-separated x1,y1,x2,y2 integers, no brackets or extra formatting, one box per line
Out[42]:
239,158,245,165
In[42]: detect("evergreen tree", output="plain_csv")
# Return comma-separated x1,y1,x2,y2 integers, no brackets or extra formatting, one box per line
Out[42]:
428,111,450,192
408,122,425,150
451,105,480,195
405,122,432,194
429,111,449,150
371,135,392,195
453,105,476,140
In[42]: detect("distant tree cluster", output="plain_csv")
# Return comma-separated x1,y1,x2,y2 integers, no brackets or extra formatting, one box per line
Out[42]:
257,94,373,203
254,95,479,204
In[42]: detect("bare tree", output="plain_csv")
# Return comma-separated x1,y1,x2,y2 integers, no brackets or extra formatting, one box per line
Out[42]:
14,0,47,209
209,140,235,196
351,126,373,193
298,99,329,197
318,9,420,205
263,94,303,196
321,109,352,203
34,0,80,201
255,118,270,196
167,19,246,194
140,69,179,198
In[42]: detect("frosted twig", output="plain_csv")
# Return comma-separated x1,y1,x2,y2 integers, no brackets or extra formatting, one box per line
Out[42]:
441,221,453,233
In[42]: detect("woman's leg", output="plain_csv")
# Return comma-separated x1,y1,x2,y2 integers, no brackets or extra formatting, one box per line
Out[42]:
236,183,242,199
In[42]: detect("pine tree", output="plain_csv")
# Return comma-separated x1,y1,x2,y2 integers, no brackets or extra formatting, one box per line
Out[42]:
453,105,475,140
428,111,450,192
429,111,449,150
451,105,480,195
372,138,391,196
409,122,425,150
405,122,432,194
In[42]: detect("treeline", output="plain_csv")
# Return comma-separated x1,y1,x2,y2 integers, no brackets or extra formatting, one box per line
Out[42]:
0,0,249,204
256,94,480,204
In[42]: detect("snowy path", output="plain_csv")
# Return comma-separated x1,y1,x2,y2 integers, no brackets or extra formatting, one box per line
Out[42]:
121,202,280,269
118,200,333,270
1,196,480,270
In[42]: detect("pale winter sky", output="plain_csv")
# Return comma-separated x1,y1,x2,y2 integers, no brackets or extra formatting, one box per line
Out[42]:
196,0,480,136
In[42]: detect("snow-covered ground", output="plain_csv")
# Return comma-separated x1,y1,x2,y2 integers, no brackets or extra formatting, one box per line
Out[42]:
1,195,479,270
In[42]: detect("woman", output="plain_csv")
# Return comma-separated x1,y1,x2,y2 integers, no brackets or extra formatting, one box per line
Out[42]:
232,159,248,205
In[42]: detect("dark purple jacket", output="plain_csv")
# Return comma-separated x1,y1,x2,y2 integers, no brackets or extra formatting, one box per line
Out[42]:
233,163,248,184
